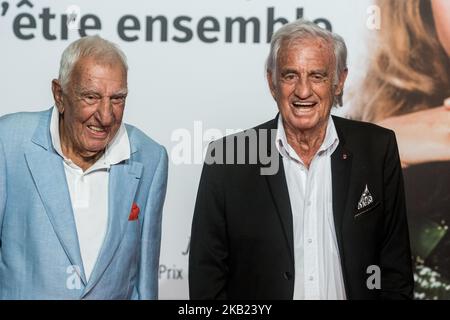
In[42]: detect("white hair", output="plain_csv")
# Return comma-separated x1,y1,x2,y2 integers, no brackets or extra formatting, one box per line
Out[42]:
58,35,128,90
266,19,348,106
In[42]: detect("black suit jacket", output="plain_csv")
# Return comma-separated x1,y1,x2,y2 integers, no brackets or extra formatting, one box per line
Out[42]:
189,115,413,299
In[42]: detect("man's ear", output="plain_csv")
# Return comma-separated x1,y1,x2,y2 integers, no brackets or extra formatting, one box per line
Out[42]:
267,71,277,100
334,68,348,96
51,79,64,113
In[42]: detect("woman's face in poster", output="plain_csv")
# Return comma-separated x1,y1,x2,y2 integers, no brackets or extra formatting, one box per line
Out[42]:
431,0,450,56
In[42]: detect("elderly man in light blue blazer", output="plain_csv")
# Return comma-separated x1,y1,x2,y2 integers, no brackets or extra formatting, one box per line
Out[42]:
0,36,168,299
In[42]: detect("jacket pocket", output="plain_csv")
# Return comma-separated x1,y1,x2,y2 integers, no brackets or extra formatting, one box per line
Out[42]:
354,201,381,219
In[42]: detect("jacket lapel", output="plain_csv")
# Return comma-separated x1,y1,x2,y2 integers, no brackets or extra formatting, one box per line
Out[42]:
25,110,87,285
331,144,352,253
265,159,295,265
81,158,143,297
262,116,295,265
331,116,353,293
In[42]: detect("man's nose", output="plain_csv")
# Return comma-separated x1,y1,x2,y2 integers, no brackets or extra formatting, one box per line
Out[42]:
97,98,114,125
294,78,313,99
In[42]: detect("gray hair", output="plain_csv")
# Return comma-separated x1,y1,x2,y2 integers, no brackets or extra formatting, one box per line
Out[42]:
58,35,128,90
266,19,347,106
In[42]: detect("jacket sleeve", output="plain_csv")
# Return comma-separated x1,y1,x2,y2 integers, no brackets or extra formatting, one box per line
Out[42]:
135,146,168,299
0,139,6,242
380,131,414,299
189,143,229,299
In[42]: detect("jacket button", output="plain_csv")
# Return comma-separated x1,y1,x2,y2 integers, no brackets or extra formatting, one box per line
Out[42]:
283,271,292,280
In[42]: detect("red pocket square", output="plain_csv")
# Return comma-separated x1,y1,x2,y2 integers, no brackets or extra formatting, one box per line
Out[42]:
129,203,140,221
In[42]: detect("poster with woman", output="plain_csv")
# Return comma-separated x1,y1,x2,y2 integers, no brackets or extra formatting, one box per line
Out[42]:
348,0,450,299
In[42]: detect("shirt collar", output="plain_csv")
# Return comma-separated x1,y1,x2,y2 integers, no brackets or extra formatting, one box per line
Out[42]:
50,106,131,172
275,114,339,163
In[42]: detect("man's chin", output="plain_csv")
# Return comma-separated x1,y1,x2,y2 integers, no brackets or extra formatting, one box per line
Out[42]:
81,146,107,159
289,118,320,132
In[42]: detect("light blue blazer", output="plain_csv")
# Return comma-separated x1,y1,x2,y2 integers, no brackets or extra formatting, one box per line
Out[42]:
0,108,168,299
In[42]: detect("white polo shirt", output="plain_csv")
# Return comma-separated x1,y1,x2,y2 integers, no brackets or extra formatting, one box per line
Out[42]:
276,115,346,300
50,106,130,281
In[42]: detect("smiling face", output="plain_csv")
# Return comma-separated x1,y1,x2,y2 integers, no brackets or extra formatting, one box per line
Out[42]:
268,38,347,137
52,56,128,168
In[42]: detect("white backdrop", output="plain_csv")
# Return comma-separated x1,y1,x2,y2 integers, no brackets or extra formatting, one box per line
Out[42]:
0,0,373,299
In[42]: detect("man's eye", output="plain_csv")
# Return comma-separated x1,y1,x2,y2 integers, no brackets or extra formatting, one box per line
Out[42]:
283,74,296,81
82,95,100,104
111,96,126,104
84,95,97,101
311,74,325,82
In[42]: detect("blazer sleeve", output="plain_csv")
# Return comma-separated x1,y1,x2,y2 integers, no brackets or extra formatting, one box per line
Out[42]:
189,143,229,299
135,146,168,299
380,131,414,299
0,139,6,241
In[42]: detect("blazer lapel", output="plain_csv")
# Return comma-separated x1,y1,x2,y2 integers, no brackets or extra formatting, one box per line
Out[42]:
265,159,295,265
25,110,87,285
331,143,352,252
331,117,353,293
81,159,143,297
262,116,295,265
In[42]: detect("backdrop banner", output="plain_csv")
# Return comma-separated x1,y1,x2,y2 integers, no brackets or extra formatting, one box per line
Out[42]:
1,0,448,299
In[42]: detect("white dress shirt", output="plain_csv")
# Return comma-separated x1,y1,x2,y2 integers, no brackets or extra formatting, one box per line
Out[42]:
276,115,346,300
50,106,130,281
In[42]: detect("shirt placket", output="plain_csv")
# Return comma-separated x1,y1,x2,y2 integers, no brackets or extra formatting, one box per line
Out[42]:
74,170,89,209
304,159,320,299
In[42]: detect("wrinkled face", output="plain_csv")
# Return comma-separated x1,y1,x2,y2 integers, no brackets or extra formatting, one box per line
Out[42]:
52,56,127,160
268,38,346,135
431,0,450,56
